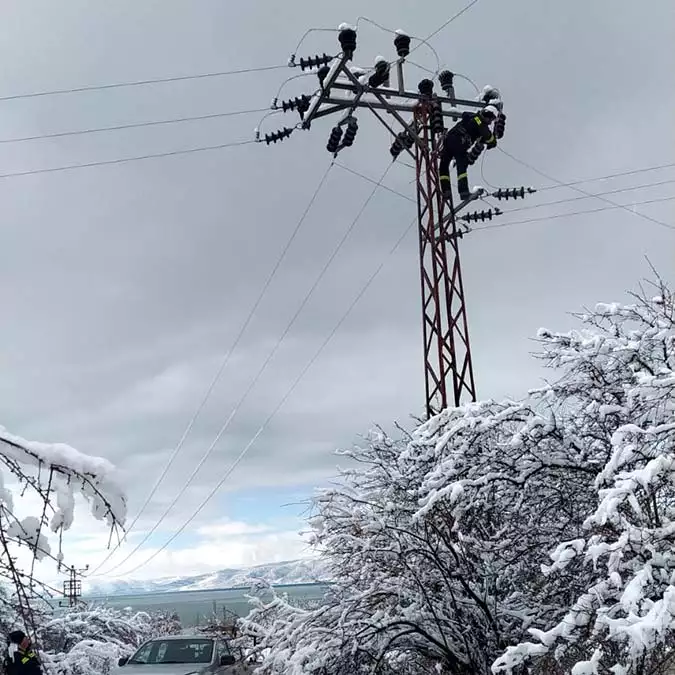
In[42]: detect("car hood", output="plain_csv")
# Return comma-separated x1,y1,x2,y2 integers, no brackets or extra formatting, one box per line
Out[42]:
113,664,209,675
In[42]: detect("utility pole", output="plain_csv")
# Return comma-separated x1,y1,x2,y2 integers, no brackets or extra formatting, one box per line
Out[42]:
60,564,88,608
262,24,534,418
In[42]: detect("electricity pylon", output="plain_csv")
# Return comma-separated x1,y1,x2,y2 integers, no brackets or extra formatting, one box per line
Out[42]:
60,564,88,607
262,24,533,418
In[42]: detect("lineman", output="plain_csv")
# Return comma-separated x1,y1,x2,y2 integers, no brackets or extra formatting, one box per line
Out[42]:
439,105,499,201
4,632,40,675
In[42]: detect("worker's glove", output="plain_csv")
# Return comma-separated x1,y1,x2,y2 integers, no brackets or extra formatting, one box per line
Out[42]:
486,139,497,150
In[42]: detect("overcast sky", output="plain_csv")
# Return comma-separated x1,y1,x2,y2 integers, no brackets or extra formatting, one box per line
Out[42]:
0,0,673,585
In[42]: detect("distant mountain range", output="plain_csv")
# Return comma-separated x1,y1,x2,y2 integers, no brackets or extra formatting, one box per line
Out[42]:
83,558,330,596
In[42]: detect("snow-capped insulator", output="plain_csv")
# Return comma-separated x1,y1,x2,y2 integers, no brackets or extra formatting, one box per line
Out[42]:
317,65,330,87
480,85,501,104
430,102,444,135
393,32,411,58
280,95,311,118
342,117,358,147
438,70,456,99
461,208,503,223
338,27,357,60
418,79,434,98
467,141,484,165
491,186,536,200
326,126,343,154
264,127,294,145
298,53,333,72
494,112,506,139
368,59,390,88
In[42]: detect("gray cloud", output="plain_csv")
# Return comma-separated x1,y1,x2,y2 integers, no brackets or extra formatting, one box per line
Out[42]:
0,0,673,571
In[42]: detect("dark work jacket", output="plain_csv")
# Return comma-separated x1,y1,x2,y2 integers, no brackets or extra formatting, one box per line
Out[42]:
449,111,496,149
8,649,40,675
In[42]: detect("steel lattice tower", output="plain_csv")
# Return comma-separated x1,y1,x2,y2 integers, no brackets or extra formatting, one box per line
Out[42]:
413,102,475,416
263,25,531,418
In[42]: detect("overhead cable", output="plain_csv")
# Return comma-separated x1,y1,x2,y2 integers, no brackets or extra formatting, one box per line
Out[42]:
498,148,675,232
473,195,675,232
87,161,336,577
0,139,255,181
104,200,415,579
96,163,398,578
0,65,288,103
0,108,268,145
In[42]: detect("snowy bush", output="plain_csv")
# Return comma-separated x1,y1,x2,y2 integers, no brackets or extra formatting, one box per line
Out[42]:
0,426,126,633
39,607,183,675
493,280,675,674
243,277,675,675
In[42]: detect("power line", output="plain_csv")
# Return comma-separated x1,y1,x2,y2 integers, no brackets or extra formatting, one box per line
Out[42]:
499,177,675,215
498,148,675,232
102,202,417,579
355,16,442,73
87,161,336,577
338,161,675,216
473,195,675,233
0,65,288,103
0,108,268,145
534,162,675,191
97,164,392,575
414,0,481,49
335,162,415,203
0,138,256,181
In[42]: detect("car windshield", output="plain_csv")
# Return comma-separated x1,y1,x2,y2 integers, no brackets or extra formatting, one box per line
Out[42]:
129,639,214,665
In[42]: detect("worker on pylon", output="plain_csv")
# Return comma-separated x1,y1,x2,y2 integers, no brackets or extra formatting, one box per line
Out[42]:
439,105,499,201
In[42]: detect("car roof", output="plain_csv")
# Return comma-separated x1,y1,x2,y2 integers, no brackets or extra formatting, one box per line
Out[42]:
144,635,215,641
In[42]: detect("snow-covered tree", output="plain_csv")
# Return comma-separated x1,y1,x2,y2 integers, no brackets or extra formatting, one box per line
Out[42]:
493,279,675,674
39,607,182,675
0,426,127,635
245,277,675,675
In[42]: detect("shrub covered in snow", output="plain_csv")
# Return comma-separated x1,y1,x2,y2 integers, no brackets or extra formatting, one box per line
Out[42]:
39,606,183,675
242,278,675,675
0,426,127,633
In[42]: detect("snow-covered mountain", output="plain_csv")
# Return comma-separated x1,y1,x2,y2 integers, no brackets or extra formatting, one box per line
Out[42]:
83,558,329,596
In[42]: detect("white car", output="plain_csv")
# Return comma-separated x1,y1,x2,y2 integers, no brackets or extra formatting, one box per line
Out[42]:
116,635,241,675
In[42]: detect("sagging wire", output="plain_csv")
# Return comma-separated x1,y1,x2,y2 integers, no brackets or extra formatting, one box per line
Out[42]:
355,16,442,74
289,28,339,66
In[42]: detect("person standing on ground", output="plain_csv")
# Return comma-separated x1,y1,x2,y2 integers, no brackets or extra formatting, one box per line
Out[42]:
4,632,40,675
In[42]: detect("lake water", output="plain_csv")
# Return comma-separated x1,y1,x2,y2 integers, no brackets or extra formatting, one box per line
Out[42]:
81,583,331,627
